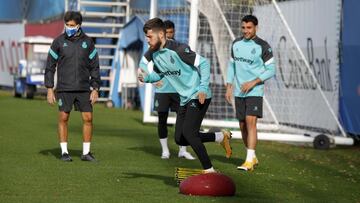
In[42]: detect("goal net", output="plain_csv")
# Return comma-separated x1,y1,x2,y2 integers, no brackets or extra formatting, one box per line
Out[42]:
142,0,345,136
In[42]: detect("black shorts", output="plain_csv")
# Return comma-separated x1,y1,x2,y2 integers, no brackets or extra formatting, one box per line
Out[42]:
235,96,263,121
153,93,180,112
56,91,92,113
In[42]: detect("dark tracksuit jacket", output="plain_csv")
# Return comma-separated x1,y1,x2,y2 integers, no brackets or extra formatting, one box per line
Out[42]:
44,29,100,92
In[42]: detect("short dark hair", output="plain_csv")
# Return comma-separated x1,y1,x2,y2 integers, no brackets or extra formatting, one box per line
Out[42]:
241,15,258,26
164,20,175,29
64,11,83,25
143,17,166,33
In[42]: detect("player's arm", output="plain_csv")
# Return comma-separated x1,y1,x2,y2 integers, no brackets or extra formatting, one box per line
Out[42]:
241,44,275,93
258,44,276,82
225,48,235,103
152,68,164,88
44,39,59,105
178,44,210,104
138,54,163,83
88,40,100,104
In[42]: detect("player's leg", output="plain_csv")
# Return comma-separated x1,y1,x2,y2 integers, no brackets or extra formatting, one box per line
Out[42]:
235,97,248,148
57,92,73,161
158,111,170,159
175,99,231,160
238,97,263,171
58,111,71,161
181,99,213,170
174,104,188,146
155,93,171,159
170,93,195,160
180,99,230,171
240,121,248,148
76,91,96,161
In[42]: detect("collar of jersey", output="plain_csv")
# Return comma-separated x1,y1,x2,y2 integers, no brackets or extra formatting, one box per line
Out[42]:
242,36,258,43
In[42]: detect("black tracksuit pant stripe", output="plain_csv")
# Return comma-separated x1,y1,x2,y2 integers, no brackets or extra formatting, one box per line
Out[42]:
175,99,215,169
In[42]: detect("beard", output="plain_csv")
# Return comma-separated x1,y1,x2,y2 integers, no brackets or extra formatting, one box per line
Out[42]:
149,37,162,51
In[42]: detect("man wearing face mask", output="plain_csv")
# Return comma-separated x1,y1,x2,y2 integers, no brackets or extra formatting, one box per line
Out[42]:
45,11,100,162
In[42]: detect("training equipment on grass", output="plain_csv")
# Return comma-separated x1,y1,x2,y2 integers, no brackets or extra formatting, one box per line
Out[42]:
179,173,236,196
175,167,204,184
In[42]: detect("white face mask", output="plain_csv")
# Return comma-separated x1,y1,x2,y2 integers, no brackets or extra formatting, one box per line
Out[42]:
65,25,79,37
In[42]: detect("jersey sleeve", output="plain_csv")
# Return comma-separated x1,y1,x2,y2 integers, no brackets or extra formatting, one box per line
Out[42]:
44,38,60,88
258,42,276,82
138,51,162,83
176,44,210,93
226,43,235,84
88,39,100,90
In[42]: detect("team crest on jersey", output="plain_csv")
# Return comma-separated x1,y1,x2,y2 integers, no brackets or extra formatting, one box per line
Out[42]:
82,41,88,49
170,55,175,64
63,42,68,47
251,48,256,55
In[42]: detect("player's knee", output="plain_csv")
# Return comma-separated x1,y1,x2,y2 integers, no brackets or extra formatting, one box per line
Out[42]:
182,128,195,140
82,114,93,123
245,116,257,126
59,113,69,123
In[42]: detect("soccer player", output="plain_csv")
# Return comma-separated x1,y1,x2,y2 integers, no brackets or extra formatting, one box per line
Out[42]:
152,20,195,160
45,11,100,162
225,15,276,171
138,18,232,172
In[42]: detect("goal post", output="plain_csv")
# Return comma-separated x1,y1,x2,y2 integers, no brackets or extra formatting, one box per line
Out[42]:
142,0,349,141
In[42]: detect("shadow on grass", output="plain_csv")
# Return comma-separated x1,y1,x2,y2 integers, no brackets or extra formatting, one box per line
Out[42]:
127,145,177,158
121,172,177,188
39,148,82,159
211,154,244,167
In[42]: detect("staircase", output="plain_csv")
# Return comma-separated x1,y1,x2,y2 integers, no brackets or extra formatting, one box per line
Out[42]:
77,0,130,102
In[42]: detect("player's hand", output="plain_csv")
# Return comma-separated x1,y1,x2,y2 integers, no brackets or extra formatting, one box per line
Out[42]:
154,80,163,88
90,90,98,105
225,85,233,104
241,80,257,93
137,68,146,82
47,88,56,105
198,92,206,104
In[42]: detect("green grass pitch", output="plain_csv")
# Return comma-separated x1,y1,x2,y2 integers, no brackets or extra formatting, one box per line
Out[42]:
0,90,359,202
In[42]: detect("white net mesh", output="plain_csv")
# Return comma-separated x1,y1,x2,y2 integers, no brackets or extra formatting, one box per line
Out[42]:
196,0,342,135
140,0,343,135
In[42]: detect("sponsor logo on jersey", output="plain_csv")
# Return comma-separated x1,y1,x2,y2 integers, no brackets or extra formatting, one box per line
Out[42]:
159,69,181,77
233,56,254,65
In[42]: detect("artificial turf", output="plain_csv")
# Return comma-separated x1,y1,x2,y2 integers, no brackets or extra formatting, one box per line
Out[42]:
0,90,359,203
